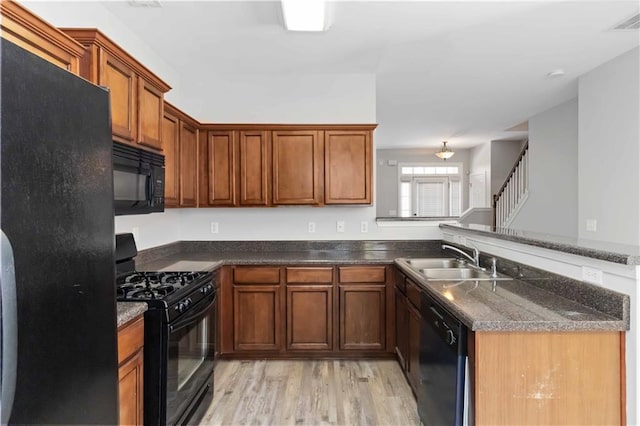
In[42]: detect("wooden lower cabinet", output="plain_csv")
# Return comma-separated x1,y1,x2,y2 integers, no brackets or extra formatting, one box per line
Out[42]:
407,301,421,392
394,287,409,370
338,284,386,351
472,331,625,425
220,265,393,357
287,285,333,351
117,315,144,426
233,285,282,351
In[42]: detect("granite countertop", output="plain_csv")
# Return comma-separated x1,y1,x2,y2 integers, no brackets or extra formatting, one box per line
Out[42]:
116,302,147,328
136,250,432,271
131,240,629,332
441,223,640,265
395,260,629,332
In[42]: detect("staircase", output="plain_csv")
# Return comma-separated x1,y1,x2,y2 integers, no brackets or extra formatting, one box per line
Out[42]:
493,141,529,228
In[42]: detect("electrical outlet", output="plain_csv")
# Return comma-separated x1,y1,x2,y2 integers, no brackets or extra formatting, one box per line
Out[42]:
581,266,603,285
336,221,345,233
210,222,219,234
586,219,597,232
308,222,316,233
360,221,368,233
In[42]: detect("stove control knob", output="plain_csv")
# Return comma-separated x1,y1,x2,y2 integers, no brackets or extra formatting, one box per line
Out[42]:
201,284,213,295
176,302,187,313
184,297,193,307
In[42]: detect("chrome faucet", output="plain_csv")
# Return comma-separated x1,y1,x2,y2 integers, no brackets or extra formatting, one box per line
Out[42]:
490,258,498,278
442,244,480,267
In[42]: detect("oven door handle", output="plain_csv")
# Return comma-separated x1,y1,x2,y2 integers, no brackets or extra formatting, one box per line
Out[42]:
170,293,216,333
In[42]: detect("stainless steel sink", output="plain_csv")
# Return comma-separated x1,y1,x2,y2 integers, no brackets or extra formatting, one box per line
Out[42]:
405,258,467,269
420,268,513,281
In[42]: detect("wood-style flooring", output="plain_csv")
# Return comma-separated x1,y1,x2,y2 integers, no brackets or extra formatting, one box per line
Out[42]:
199,359,420,426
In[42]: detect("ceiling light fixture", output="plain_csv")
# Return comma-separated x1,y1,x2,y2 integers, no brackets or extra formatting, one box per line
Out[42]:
281,0,326,32
435,141,455,161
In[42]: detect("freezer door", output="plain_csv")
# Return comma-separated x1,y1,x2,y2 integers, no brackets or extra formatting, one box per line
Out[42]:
0,231,17,424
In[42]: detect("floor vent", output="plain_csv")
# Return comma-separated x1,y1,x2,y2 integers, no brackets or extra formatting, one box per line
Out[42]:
611,13,640,31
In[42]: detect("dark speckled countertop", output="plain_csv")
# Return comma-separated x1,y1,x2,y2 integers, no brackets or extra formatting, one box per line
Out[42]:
395,259,628,332
441,223,640,265
116,302,147,328
132,240,629,332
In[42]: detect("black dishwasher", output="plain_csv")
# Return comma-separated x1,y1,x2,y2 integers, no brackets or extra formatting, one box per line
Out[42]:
418,292,468,426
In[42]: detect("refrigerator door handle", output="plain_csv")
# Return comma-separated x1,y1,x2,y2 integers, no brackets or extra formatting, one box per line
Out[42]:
1,230,18,424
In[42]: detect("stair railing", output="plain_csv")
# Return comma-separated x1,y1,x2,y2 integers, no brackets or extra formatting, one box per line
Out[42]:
492,141,529,228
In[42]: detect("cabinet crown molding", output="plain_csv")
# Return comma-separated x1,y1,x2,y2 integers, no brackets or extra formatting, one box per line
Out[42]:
1,0,85,56
61,27,171,92
200,123,378,131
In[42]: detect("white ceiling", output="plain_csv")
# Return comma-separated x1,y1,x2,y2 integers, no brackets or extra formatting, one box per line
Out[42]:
99,0,639,148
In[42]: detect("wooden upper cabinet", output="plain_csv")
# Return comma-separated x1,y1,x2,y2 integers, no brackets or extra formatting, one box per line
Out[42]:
138,78,163,150
205,131,236,206
162,107,180,208
324,130,372,204
0,1,85,74
179,122,198,207
239,131,270,206
272,130,323,205
100,51,136,143
61,29,171,150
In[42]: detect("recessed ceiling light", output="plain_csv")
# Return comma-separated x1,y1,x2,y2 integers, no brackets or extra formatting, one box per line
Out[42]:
546,69,565,78
281,0,326,32
128,0,161,8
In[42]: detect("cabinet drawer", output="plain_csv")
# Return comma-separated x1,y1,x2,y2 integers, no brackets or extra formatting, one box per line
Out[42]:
117,315,144,365
406,279,421,309
339,266,386,283
234,266,280,284
286,267,333,284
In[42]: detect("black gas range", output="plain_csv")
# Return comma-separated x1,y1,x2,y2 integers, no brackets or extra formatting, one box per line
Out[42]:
116,234,216,426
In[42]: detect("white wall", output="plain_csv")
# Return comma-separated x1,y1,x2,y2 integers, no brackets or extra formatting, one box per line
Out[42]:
578,47,640,246
376,148,471,217
469,142,491,207
179,208,443,243
510,98,579,237
180,73,376,124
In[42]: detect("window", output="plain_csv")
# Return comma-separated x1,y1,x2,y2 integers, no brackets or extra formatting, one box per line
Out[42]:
398,163,462,217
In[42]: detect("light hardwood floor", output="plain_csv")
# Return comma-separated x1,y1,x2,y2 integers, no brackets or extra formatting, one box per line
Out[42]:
199,359,420,426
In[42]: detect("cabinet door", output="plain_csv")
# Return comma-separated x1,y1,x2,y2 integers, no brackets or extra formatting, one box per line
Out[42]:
118,349,143,426
99,50,136,143
137,78,163,150
407,303,421,393
162,111,180,207
287,285,333,351
339,284,386,351
272,130,322,205
0,2,83,74
179,122,198,207
233,285,282,351
324,130,372,204
206,131,236,206
395,287,409,371
239,130,270,206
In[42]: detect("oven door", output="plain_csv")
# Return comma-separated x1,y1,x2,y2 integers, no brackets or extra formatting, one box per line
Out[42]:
166,292,216,426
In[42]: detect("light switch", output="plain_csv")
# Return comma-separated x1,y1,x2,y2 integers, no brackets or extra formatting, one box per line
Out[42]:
586,219,597,232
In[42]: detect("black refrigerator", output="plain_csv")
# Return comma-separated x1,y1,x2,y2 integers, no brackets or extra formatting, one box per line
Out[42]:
0,39,119,423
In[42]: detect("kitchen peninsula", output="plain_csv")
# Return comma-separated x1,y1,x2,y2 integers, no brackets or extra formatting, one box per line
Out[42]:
122,233,631,425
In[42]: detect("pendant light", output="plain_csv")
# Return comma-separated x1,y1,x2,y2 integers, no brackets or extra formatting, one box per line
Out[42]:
435,141,455,160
